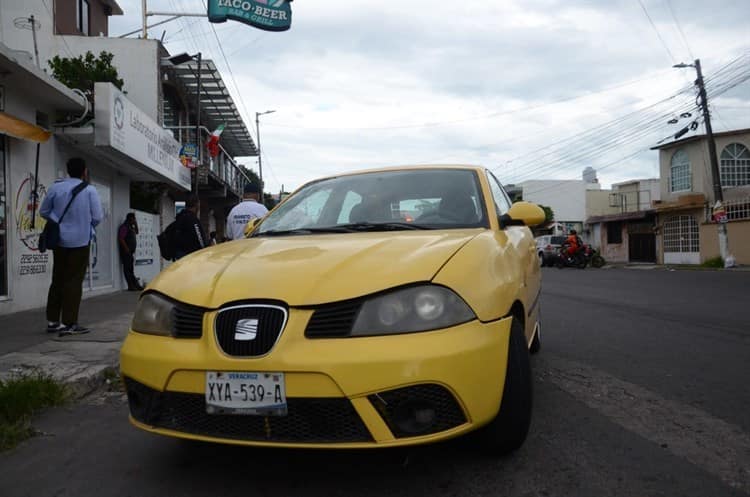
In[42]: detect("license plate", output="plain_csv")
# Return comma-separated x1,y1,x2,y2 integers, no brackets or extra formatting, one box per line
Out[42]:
205,371,287,416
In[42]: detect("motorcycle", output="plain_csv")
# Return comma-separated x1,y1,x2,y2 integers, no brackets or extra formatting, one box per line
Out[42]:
581,244,606,268
554,244,588,269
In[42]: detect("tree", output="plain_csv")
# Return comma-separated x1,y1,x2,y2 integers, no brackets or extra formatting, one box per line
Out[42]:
539,205,554,224
48,51,124,118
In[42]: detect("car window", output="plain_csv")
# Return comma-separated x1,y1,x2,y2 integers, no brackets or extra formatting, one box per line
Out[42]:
485,170,512,215
256,169,489,234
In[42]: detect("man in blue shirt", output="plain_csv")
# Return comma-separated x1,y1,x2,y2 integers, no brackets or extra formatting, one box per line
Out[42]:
40,158,103,336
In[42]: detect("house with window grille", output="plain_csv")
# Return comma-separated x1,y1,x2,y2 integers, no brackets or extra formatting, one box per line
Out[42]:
651,128,750,265
584,178,660,264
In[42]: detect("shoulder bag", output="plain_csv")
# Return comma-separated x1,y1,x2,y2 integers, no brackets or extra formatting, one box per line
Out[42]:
39,181,89,253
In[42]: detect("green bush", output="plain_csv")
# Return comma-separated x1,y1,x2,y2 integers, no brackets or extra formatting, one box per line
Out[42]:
701,256,724,268
0,374,68,451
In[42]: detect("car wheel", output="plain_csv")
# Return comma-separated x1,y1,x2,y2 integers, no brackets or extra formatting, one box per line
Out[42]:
475,316,532,455
538,251,545,267
529,323,541,354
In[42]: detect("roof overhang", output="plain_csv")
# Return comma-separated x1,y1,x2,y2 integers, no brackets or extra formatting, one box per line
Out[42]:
651,128,750,151
163,57,257,157
102,0,124,15
586,210,655,224
0,43,86,112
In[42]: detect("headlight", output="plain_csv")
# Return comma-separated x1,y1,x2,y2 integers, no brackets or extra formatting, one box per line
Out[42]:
131,293,174,336
351,285,475,336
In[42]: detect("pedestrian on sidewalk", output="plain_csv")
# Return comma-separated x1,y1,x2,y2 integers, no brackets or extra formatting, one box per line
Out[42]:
40,157,103,336
225,182,268,240
174,195,207,259
118,213,143,291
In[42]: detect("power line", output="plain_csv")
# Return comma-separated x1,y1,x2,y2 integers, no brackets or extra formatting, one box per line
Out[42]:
666,0,694,60
264,69,676,131
635,0,677,64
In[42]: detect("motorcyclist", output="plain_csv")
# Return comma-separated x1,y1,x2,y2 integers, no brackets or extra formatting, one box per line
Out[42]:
565,229,583,260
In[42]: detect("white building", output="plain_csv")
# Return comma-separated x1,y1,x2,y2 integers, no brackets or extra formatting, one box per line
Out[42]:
517,169,601,238
0,1,193,314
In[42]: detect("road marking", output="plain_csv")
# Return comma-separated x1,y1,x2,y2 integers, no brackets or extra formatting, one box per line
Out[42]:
538,357,750,493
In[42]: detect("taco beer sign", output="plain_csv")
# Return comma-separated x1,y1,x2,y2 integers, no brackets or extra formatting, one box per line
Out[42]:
208,0,292,32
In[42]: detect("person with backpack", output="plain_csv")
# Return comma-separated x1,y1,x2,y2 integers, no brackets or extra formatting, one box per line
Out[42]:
173,195,207,259
40,157,103,336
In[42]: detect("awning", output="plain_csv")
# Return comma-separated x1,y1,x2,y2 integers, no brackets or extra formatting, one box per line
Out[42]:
164,58,257,157
0,111,51,143
586,210,655,224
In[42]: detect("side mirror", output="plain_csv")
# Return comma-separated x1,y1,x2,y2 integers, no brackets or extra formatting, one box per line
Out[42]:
500,202,546,228
243,217,262,237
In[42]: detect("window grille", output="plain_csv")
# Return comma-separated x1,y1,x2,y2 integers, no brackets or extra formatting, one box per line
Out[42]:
663,215,699,252
720,143,750,187
670,149,691,192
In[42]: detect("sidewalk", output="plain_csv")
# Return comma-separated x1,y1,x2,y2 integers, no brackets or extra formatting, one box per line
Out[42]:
0,291,139,398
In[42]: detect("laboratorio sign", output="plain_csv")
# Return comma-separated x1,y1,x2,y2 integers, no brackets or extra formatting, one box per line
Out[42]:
127,111,180,172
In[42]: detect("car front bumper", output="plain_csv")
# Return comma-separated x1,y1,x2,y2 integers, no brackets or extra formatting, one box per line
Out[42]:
119,312,513,448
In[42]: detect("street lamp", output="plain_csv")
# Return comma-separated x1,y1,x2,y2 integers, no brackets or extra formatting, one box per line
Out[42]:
673,59,735,268
255,109,275,195
167,52,203,192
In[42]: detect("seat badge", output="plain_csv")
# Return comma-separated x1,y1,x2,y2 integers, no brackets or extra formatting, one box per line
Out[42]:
234,318,259,341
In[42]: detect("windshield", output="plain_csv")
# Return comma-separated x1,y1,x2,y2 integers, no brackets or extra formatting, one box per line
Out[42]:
255,169,488,236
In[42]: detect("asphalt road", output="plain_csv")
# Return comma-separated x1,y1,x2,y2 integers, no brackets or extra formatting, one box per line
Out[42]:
1,268,748,497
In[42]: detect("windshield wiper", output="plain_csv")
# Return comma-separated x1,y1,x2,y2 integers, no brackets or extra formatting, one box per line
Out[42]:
337,222,433,231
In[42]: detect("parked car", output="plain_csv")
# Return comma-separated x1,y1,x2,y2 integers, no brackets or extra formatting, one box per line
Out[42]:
535,234,566,266
120,165,545,455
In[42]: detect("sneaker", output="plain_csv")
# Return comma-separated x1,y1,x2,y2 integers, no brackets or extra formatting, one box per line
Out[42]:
47,322,63,333
58,325,90,337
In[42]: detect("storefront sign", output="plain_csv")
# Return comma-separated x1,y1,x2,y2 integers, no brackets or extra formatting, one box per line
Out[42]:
208,0,292,32
94,83,191,191
179,143,199,169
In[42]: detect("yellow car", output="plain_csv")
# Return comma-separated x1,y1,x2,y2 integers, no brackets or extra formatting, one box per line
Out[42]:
120,165,545,454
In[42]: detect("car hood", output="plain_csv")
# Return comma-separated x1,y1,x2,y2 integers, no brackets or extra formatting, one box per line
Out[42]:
150,231,481,308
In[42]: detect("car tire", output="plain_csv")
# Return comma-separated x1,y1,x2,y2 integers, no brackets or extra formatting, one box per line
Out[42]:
529,323,541,354
475,316,533,455
538,251,545,267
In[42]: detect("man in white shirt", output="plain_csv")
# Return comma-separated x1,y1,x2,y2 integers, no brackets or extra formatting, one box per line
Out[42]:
226,182,269,240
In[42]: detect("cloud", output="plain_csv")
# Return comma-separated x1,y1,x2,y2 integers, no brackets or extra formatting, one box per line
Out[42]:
109,0,750,192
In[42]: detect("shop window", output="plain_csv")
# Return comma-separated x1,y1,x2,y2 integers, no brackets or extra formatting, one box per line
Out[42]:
607,222,623,244
720,143,750,187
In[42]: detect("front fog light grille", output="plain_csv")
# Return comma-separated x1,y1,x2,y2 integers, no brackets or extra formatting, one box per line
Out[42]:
368,384,467,438
124,377,373,443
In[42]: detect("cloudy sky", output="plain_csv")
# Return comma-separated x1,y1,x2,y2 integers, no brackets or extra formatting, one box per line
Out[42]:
110,0,750,194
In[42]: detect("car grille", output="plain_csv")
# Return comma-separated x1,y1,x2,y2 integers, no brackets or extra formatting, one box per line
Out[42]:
172,303,205,338
368,384,467,438
304,300,362,338
215,304,287,357
125,378,373,443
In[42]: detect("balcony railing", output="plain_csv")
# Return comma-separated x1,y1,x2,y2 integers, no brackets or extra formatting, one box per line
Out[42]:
165,125,252,197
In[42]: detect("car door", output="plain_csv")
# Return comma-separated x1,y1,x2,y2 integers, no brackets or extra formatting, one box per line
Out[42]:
485,171,540,342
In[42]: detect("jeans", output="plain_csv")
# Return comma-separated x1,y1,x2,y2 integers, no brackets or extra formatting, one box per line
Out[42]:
120,251,140,289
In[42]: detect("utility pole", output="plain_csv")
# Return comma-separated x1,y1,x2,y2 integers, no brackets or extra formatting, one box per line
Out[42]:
687,59,736,267
255,110,276,195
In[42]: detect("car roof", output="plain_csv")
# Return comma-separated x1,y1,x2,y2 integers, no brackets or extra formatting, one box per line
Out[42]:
309,164,486,183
